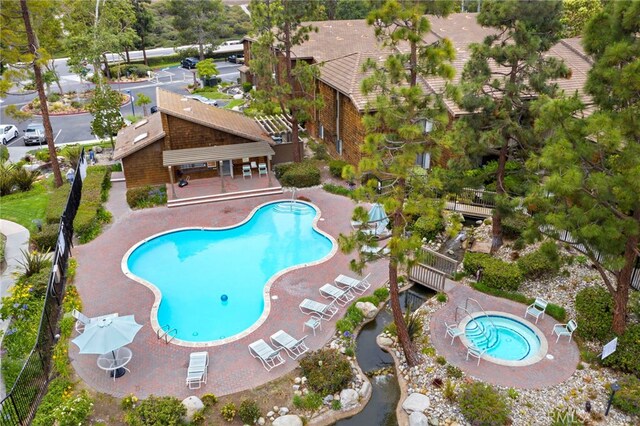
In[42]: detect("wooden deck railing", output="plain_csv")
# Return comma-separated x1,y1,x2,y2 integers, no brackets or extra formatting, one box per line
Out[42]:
408,263,446,292
422,247,459,278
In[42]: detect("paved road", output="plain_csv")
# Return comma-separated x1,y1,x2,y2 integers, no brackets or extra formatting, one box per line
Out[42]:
1,62,240,149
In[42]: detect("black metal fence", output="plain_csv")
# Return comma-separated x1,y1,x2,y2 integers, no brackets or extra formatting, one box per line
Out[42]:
1,150,85,425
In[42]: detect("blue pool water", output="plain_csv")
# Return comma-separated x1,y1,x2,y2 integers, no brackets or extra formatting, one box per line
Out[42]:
126,202,333,342
465,315,541,361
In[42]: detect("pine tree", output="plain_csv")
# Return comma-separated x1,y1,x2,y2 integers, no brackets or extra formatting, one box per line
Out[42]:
340,0,455,367
526,1,640,334
450,0,569,253
249,0,324,162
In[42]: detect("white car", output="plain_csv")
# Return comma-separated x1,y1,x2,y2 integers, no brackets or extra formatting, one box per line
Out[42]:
0,124,19,145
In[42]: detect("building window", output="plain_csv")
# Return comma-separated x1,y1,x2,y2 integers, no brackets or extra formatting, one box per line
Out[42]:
319,125,324,140
416,152,431,169
421,119,434,134
181,162,207,170
336,139,343,155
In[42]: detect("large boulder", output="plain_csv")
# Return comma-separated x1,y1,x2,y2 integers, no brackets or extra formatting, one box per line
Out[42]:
181,396,204,422
377,335,394,347
359,381,371,398
340,388,359,410
356,301,378,319
272,415,303,426
409,412,429,426
402,393,430,414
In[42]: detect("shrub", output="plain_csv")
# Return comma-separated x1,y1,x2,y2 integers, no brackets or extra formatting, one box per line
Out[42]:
385,309,423,342
612,374,640,415
458,382,511,426
109,63,152,79
328,159,348,178
50,390,93,426
124,395,186,426
517,241,561,279
45,183,71,224
17,248,51,277
238,399,261,424
0,145,8,162
502,212,530,239
74,166,112,243
436,356,446,365
242,81,253,92
299,349,354,395
322,183,353,197
345,304,364,326
126,185,167,209
575,286,613,342
331,399,342,410
201,393,218,406
292,392,323,411
34,149,50,162
32,223,58,252
274,162,294,179
373,287,389,302
32,377,74,425
443,379,457,402
463,252,523,291
0,161,16,196
121,394,139,411
308,139,329,160
220,402,237,422
436,292,447,303
413,213,444,241
603,323,640,376
446,365,463,378
336,318,355,334
279,161,321,188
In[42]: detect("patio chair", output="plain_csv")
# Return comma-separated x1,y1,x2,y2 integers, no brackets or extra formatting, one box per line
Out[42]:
319,283,355,307
553,320,578,343
524,298,548,324
466,344,487,366
242,164,252,179
186,351,209,389
270,330,309,360
299,298,339,321
334,273,371,295
71,310,118,333
361,245,390,256
248,339,285,371
258,163,268,177
444,321,464,345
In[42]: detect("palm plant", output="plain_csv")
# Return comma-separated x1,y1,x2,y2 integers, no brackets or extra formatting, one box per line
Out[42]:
13,167,40,192
0,161,16,196
17,248,51,277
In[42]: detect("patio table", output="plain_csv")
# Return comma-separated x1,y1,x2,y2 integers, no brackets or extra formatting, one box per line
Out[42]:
97,346,132,380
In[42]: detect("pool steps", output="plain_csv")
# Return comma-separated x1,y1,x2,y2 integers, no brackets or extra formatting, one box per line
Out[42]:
167,186,283,208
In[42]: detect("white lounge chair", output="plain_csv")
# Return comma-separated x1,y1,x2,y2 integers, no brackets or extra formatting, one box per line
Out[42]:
334,273,371,295
466,344,487,366
270,330,309,360
258,163,268,177
299,298,339,321
319,283,354,307
186,351,209,389
71,310,118,333
242,164,252,179
444,321,464,345
361,245,390,256
248,339,285,371
553,320,577,343
525,298,548,324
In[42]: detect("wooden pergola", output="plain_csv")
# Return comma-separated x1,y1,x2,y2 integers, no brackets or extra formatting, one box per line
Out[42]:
162,141,275,198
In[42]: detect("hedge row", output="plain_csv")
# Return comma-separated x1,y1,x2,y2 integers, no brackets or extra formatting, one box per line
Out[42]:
126,185,167,209
274,161,321,188
34,166,112,250
322,183,353,198
470,282,566,322
463,252,523,291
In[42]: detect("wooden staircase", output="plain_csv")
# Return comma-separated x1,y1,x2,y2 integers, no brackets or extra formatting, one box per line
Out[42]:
167,186,283,208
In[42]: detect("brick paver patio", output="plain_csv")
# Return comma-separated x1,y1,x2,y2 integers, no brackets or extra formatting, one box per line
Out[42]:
430,282,580,389
71,185,387,398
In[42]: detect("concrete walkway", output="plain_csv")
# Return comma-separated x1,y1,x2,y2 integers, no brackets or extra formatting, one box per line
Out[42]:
0,220,30,399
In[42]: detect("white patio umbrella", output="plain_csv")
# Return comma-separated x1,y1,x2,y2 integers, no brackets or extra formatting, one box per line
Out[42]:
72,314,142,355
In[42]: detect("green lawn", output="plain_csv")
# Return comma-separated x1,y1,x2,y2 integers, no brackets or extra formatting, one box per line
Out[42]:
0,180,51,232
196,90,234,100
224,99,246,109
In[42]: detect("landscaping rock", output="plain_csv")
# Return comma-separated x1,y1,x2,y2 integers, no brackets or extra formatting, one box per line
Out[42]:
257,417,265,426
266,411,275,417
359,381,371,398
94,145,103,153
409,412,429,426
181,396,204,422
402,393,430,414
272,415,303,426
278,407,289,416
378,335,394,347
340,388,359,410
356,301,378,318
323,394,334,405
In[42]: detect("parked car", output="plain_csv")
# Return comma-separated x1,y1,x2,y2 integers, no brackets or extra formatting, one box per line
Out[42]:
181,57,200,69
0,124,19,145
227,54,244,64
23,123,46,146
150,106,158,114
186,95,218,107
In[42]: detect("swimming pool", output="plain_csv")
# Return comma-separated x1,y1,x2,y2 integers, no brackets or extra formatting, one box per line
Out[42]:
460,312,547,366
122,201,335,346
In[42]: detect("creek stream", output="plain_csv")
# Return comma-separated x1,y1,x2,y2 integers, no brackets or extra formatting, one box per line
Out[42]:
333,286,434,426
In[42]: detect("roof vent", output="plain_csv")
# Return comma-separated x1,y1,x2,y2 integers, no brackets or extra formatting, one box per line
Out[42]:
133,132,148,144
181,97,188,101
134,119,148,129
183,107,192,112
